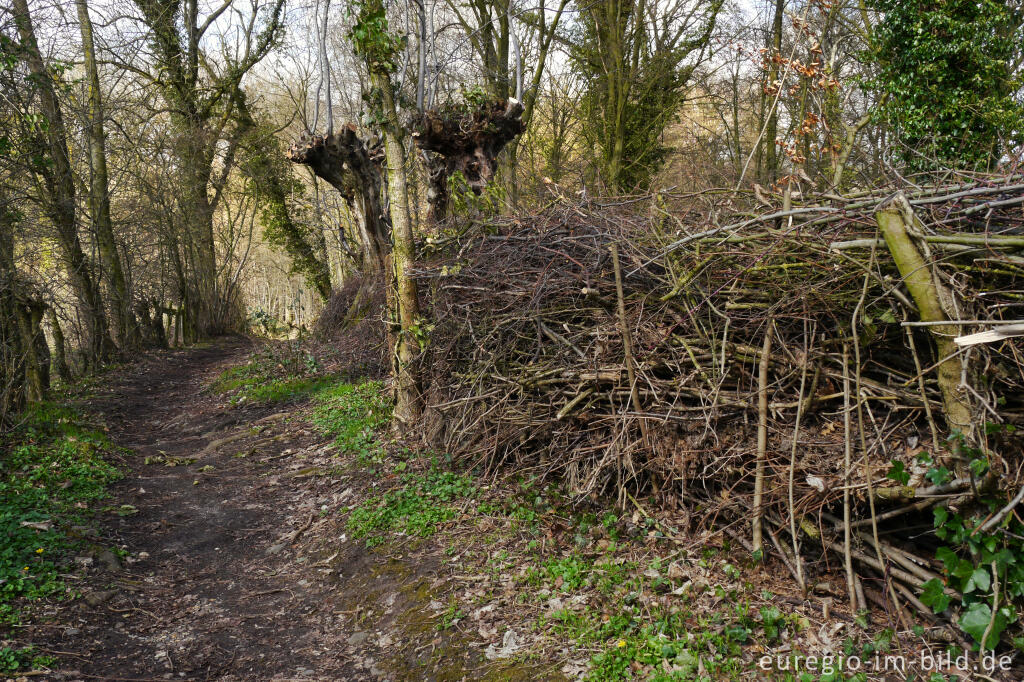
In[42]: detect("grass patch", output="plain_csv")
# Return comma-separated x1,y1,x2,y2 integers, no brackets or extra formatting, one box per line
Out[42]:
210,344,335,405
0,401,120,668
347,467,475,547
311,381,391,461
211,363,335,405
242,375,334,404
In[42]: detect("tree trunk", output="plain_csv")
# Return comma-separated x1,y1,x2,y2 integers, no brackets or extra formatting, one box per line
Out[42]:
75,0,138,348
287,128,389,275
12,0,114,365
1,196,26,416
764,0,785,183
16,300,49,402
369,67,423,432
46,308,72,383
412,99,524,220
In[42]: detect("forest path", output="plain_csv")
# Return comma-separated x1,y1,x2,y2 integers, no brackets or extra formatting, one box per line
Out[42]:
33,339,512,682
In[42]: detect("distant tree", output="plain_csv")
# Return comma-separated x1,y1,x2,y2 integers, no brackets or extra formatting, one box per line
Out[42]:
234,90,333,301
868,0,1024,172
75,0,138,349
128,0,284,337
568,0,722,191
9,0,115,365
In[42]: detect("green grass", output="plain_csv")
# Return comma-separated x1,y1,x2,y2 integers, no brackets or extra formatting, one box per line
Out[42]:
347,468,476,547
311,381,391,462
0,402,120,669
211,363,336,405
209,363,262,394
210,344,336,405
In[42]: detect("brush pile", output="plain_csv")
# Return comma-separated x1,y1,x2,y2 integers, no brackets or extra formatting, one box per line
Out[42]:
419,174,1024,644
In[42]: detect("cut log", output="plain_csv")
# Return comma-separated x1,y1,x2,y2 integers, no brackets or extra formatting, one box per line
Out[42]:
876,194,974,447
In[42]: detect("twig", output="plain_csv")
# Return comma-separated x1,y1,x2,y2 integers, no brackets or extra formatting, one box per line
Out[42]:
842,342,856,612
752,319,773,554
979,483,1024,533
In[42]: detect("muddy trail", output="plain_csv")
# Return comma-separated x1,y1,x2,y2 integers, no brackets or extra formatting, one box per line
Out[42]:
28,339,536,681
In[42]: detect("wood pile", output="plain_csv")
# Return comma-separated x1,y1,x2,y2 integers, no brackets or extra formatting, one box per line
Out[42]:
417,174,1024,642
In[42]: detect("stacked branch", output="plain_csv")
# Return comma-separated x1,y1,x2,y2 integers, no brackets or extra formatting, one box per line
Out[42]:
417,174,1024,644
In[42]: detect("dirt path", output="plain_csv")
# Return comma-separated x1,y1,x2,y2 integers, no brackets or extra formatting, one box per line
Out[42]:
32,339,524,681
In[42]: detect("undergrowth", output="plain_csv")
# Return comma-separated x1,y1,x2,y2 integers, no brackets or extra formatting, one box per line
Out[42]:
284,360,473,547
311,381,390,461
347,467,476,547
0,401,120,670
210,344,334,405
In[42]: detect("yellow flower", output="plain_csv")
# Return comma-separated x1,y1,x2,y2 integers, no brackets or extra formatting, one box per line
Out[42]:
616,639,627,648
23,566,29,571
36,548,44,554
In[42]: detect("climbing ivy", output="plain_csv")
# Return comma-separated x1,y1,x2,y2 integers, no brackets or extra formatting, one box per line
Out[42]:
866,0,1024,172
237,118,332,301
348,0,405,75
915,429,1024,651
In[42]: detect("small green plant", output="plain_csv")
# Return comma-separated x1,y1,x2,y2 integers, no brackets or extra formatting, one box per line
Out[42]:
311,381,391,462
447,169,504,216
210,345,333,404
0,645,55,673
534,556,593,592
346,468,475,546
0,402,120,632
438,598,465,629
918,429,1024,649
461,84,489,110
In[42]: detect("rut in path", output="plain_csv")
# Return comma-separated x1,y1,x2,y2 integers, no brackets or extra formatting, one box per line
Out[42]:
32,339,514,681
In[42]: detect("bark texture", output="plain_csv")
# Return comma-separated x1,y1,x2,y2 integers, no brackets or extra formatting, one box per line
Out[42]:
412,99,524,220
287,126,390,274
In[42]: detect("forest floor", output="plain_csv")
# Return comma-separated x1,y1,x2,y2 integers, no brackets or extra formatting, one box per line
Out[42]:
3,337,946,681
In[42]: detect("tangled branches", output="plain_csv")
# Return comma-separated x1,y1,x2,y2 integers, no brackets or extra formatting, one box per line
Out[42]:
418,174,1024,647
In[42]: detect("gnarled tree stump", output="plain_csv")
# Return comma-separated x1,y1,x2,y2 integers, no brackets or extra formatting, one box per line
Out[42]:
287,125,389,273
413,98,525,221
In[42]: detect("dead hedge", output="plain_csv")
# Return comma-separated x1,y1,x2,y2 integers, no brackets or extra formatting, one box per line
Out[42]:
415,174,1024,643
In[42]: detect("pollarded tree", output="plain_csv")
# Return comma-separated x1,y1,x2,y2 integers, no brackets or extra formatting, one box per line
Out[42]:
287,127,390,276
868,0,1024,172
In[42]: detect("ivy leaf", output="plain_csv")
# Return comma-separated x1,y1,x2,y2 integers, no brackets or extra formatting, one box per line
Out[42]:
919,578,950,614
964,567,991,594
886,460,910,485
952,559,975,581
959,602,1007,649
926,466,951,485
935,546,959,573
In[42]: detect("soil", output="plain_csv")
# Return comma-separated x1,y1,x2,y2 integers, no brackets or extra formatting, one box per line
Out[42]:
20,338,550,681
